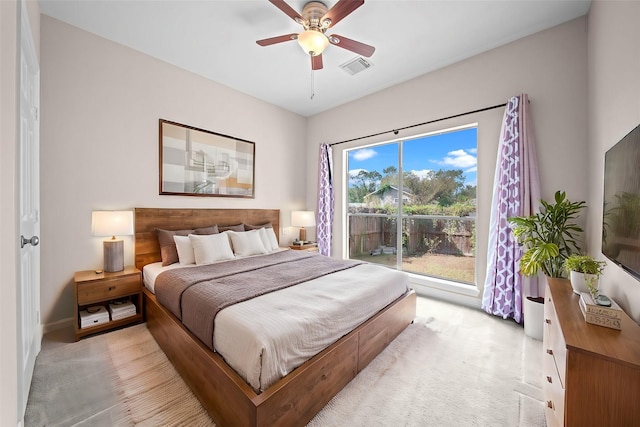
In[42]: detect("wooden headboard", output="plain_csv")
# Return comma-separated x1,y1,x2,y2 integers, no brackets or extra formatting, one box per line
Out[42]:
134,208,280,270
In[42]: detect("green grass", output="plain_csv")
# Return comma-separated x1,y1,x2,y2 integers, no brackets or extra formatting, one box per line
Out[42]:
352,252,475,284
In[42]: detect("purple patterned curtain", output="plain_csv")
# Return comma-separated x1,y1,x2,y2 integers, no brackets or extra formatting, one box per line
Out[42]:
482,94,541,323
317,144,334,256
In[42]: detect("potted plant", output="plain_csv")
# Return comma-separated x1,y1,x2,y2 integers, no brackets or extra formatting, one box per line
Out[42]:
563,254,606,295
508,191,587,280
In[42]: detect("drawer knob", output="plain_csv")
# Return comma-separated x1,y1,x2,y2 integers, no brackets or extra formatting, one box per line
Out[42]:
108,286,116,291
547,400,554,409
546,349,553,355
545,318,551,324
546,376,552,383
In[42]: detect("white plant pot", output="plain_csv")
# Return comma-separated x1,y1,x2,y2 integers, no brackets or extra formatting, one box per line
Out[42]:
569,270,599,295
523,296,544,341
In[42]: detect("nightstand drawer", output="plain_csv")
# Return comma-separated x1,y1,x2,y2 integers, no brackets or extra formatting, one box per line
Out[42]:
77,275,140,305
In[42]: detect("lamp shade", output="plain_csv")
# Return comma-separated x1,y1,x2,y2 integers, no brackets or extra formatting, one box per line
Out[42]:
291,211,316,227
91,211,134,237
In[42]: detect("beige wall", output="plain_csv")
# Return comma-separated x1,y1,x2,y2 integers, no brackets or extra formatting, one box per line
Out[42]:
306,17,589,302
587,0,640,321
40,16,308,326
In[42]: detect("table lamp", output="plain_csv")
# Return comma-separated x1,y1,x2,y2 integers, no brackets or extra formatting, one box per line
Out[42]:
291,210,315,243
91,210,134,272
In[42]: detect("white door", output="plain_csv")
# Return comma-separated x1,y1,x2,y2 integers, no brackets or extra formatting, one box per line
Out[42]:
17,2,41,418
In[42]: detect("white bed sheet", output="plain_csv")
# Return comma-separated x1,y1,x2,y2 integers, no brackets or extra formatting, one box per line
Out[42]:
144,255,409,393
142,248,288,292
143,261,194,293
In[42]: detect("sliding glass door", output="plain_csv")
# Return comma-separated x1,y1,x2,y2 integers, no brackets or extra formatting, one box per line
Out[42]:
347,126,477,285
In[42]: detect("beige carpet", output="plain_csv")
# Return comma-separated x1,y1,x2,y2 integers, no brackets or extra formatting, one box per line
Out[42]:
25,296,545,426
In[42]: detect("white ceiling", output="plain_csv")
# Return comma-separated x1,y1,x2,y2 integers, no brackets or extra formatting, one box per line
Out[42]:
39,0,591,117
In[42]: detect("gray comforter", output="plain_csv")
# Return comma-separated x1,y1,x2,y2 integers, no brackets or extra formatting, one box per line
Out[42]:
155,250,362,350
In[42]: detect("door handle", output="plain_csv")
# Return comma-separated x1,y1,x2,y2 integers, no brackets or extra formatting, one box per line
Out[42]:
21,235,40,248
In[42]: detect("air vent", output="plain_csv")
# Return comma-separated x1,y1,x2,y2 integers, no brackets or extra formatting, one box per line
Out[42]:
339,57,372,75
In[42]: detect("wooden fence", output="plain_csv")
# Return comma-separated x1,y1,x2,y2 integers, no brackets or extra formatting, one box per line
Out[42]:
348,214,474,258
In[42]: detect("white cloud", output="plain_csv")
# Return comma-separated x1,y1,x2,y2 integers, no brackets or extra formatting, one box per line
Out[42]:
409,169,432,180
465,166,477,173
441,149,477,169
352,148,377,161
348,168,367,177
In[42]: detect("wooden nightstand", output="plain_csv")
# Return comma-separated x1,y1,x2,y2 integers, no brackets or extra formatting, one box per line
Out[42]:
74,265,143,341
289,243,319,252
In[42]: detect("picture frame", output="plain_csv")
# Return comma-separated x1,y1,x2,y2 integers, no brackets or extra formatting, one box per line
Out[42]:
159,119,255,198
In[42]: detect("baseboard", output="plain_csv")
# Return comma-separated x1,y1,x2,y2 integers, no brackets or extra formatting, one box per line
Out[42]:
409,274,482,310
43,317,73,334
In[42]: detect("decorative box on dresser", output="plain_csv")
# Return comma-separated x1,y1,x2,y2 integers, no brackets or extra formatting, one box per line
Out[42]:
74,266,143,341
543,279,640,426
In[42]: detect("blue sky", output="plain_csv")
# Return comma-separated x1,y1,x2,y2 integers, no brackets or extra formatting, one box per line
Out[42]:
348,127,478,187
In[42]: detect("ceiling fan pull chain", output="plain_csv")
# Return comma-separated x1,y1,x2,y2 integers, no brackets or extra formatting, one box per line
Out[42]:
310,67,315,100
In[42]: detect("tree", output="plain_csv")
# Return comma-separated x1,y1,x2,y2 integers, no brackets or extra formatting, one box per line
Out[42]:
349,170,381,203
381,166,398,187
458,184,476,202
402,171,431,204
432,170,465,206
402,169,466,205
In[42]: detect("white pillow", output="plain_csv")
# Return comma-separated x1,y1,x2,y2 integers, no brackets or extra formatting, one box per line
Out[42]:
258,228,274,252
257,227,280,252
227,229,268,257
188,233,235,265
265,227,279,251
173,235,195,265
257,228,269,252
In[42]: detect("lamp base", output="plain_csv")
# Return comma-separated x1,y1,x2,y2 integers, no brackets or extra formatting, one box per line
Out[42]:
104,239,124,272
299,227,307,242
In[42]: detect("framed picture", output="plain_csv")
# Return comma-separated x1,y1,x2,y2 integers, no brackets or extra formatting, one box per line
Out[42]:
159,119,255,198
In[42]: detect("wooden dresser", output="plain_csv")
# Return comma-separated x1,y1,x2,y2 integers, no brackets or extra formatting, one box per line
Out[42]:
543,279,640,426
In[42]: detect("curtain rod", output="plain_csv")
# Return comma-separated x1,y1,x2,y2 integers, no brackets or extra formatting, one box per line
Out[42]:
328,102,508,147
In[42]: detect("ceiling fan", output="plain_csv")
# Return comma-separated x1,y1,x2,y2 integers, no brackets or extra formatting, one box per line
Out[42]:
256,0,375,70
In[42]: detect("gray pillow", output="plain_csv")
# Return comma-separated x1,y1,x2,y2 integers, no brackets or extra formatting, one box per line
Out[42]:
218,224,245,232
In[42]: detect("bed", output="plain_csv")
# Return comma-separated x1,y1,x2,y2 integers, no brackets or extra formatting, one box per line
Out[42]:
135,208,416,427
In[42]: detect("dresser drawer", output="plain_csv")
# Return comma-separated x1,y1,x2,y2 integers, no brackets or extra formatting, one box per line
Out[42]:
544,294,567,385
543,349,565,427
77,274,140,305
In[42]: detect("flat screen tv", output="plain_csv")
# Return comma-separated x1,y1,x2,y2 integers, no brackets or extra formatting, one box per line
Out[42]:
602,123,640,281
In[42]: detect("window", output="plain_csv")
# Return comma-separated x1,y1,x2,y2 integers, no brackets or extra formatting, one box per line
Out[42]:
346,126,477,285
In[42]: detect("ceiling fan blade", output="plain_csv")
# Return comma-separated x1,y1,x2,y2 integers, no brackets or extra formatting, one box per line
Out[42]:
256,33,298,46
268,0,304,23
311,54,323,70
322,0,365,28
328,34,375,57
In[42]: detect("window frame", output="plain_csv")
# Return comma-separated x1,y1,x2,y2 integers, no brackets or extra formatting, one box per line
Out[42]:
344,123,479,285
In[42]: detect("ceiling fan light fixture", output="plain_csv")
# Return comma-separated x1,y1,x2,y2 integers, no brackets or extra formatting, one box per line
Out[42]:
297,29,329,56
